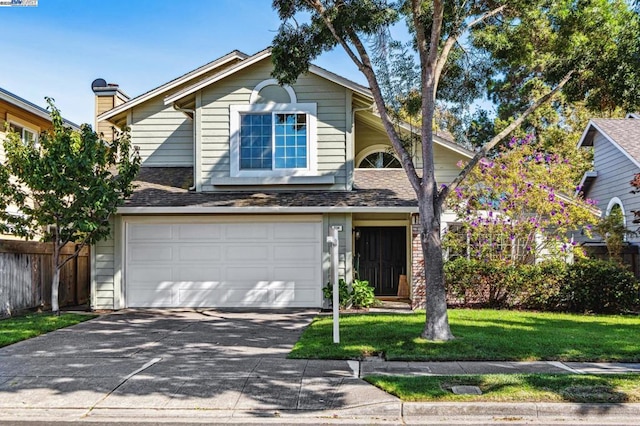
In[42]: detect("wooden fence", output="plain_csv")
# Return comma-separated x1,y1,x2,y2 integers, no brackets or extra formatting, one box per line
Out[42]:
0,240,90,317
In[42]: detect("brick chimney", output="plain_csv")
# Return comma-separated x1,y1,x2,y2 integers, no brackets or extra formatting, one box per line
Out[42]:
91,79,129,141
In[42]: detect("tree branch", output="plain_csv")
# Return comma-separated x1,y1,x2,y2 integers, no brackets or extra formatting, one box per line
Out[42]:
306,0,421,192
439,69,576,203
434,5,507,88
305,0,365,71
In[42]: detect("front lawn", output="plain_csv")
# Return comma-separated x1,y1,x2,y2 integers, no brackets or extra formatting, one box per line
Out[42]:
0,312,96,347
365,374,640,403
289,309,640,361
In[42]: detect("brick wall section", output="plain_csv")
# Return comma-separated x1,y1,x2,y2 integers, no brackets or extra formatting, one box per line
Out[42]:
411,223,426,309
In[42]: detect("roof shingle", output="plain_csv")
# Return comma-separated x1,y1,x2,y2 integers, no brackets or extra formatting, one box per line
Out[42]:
125,167,418,209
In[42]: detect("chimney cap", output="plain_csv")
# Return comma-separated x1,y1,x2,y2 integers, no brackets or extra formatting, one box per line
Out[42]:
91,78,107,93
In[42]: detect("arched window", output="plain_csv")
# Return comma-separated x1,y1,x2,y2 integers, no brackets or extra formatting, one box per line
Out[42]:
606,197,626,227
356,145,401,168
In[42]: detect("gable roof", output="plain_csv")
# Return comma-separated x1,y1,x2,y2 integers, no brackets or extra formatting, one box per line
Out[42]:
578,118,640,168
0,87,80,130
163,47,372,105
97,50,248,122
98,47,472,157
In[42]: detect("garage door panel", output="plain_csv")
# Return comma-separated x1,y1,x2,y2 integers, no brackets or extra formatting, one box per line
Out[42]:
126,220,322,308
175,268,222,281
177,289,221,307
273,223,321,240
178,245,221,261
130,266,173,282
226,245,270,261
273,266,318,281
226,266,270,281
274,245,318,261
128,287,173,307
130,224,172,241
177,224,222,240
225,223,269,239
129,246,173,262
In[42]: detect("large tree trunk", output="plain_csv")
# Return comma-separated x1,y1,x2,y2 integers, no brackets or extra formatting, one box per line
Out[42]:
51,243,60,316
420,200,454,341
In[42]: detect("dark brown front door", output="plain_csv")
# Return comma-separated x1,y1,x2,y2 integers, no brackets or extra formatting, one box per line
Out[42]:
355,227,406,296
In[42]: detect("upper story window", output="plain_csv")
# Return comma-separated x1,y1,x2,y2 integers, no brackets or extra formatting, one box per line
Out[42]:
9,122,38,145
230,79,317,177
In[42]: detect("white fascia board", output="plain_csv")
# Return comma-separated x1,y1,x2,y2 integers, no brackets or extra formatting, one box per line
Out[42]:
98,51,248,122
0,90,80,130
164,50,272,105
118,206,419,214
165,51,374,106
308,65,372,98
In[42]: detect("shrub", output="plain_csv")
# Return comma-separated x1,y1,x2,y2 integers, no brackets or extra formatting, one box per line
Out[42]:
444,258,527,308
445,257,639,313
562,259,640,313
323,279,351,309
351,279,377,309
323,279,377,309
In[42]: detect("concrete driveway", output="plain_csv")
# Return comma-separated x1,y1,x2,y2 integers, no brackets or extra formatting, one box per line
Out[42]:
0,309,399,424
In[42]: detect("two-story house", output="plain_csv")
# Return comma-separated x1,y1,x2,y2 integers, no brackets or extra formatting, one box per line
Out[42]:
91,48,473,311
1,87,80,238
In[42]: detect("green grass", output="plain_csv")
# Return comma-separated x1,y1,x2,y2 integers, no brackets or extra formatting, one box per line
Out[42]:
289,309,640,361
0,312,96,347
365,374,640,403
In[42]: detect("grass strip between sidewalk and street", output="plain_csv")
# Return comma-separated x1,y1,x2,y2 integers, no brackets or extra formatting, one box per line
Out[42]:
0,312,96,347
289,309,640,361
365,374,640,403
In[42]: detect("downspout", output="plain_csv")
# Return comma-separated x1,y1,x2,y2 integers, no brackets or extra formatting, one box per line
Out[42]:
173,104,196,191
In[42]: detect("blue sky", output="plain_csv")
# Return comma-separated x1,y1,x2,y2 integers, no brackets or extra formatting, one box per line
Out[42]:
0,0,366,126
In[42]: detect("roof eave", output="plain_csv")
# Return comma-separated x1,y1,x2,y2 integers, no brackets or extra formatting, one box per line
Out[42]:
0,88,81,130
118,206,419,214
97,50,249,122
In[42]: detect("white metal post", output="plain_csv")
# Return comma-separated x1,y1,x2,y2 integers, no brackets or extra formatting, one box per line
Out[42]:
327,226,340,344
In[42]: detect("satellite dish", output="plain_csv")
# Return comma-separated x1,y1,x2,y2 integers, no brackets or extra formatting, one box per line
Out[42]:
91,78,107,91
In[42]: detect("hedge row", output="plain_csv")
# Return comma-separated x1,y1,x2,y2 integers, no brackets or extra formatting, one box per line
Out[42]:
444,258,640,313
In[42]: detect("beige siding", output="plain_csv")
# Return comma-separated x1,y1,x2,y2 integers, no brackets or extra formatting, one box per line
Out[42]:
200,58,348,190
354,119,465,184
93,223,115,309
130,98,194,166
587,133,640,243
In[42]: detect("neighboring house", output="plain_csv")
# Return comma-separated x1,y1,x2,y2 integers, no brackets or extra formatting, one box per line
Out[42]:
576,114,640,272
0,87,79,238
91,48,473,311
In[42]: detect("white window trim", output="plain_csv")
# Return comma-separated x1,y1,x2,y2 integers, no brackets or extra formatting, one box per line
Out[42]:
229,103,318,178
249,79,297,104
8,120,38,145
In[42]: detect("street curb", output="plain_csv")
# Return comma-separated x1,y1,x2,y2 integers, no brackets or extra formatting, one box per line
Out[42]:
403,402,640,419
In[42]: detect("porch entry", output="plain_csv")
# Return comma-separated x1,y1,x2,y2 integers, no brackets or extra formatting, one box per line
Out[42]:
355,226,407,296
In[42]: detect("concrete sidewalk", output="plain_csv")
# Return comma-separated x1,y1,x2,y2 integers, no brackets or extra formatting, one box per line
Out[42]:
1,309,639,425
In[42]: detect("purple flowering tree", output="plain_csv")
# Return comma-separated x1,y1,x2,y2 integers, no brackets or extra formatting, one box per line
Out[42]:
446,136,597,264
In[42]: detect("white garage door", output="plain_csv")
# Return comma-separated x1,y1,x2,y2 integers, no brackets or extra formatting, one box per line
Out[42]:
125,219,323,308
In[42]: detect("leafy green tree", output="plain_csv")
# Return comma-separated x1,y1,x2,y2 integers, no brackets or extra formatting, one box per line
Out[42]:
445,136,598,264
271,0,640,340
0,99,140,314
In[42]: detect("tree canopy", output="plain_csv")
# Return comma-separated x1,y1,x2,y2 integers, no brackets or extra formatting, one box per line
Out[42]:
271,0,640,340
0,99,140,314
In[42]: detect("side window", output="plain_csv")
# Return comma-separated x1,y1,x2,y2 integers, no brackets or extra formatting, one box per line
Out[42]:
9,122,38,145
